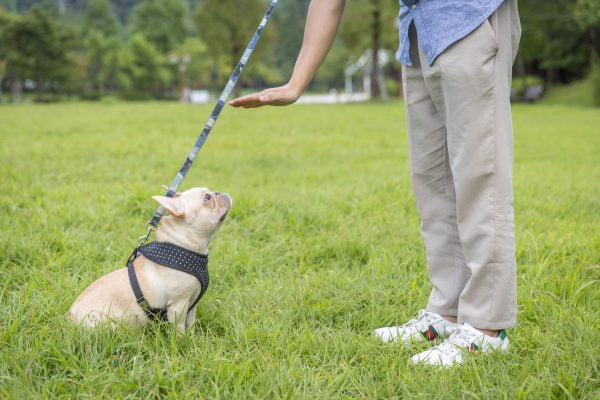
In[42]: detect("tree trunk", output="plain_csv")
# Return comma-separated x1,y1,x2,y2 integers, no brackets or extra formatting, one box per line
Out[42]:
546,68,556,87
11,78,22,102
370,0,381,100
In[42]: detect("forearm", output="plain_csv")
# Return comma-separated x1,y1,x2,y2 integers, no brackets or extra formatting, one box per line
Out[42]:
288,0,345,94
228,0,345,108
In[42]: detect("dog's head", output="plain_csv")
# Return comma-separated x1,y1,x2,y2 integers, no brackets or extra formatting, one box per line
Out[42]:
153,187,232,241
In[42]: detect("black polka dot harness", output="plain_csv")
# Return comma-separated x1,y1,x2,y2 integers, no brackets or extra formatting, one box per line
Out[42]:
127,241,209,321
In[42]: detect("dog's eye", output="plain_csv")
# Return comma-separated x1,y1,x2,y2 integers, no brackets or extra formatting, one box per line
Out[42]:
205,194,212,201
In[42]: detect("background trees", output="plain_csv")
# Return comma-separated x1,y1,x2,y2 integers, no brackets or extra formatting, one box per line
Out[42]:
0,0,598,105
338,0,399,99
81,0,120,97
82,0,119,38
194,0,279,94
0,6,76,100
573,0,600,105
131,0,189,54
117,34,170,99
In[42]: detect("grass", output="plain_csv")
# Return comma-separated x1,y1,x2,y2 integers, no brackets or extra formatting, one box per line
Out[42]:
0,101,598,399
539,78,596,108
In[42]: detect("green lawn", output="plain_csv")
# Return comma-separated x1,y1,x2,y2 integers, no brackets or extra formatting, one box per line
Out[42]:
539,78,596,108
1,101,598,399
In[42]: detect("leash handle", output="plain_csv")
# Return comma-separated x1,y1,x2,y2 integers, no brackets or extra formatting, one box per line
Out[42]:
145,0,279,232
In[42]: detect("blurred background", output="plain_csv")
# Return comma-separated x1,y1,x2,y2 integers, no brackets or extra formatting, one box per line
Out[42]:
0,0,598,107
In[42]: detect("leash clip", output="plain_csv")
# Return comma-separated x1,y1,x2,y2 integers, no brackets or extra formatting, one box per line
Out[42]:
128,224,156,264
136,224,156,248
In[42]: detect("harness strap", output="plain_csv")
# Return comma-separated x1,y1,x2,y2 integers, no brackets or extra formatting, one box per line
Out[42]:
127,257,168,321
126,242,209,322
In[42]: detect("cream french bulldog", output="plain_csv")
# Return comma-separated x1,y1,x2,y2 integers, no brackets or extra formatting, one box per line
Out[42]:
69,187,232,333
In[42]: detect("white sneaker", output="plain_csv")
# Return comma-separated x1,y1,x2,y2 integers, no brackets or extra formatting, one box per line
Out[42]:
411,323,510,367
374,309,458,346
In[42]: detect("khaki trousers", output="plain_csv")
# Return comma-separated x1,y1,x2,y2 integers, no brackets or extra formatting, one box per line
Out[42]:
402,0,521,329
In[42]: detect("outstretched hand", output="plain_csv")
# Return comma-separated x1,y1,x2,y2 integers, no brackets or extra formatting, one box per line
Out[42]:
229,84,301,108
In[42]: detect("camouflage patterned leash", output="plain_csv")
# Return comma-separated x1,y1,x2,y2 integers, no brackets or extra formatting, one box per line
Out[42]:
134,0,279,248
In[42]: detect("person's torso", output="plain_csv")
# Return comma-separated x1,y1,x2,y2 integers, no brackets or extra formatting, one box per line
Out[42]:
397,0,505,65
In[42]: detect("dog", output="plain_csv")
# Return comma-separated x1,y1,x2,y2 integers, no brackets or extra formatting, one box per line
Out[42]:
69,187,232,333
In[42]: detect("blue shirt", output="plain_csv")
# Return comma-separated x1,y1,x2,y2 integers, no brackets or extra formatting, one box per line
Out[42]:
397,0,505,66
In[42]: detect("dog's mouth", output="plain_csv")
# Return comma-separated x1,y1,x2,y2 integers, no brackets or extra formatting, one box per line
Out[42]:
219,210,229,222
216,193,232,222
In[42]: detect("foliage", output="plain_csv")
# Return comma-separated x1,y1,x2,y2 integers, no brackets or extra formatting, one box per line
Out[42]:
0,7,15,58
83,30,120,96
519,0,590,74
0,102,599,398
0,0,16,11
107,0,139,25
339,0,398,53
117,34,171,100
1,0,600,102
338,0,399,98
171,37,212,89
574,1,600,68
131,0,190,54
518,0,600,94
0,6,77,97
193,0,279,89
80,0,121,97
313,39,352,90
272,0,310,78
573,0,600,31
194,0,265,61
82,0,119,38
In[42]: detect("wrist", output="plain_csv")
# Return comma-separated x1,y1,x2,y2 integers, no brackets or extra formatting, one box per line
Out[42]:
286,80,306,99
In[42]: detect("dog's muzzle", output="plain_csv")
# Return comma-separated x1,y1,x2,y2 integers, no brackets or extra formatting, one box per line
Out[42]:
216,193,232,221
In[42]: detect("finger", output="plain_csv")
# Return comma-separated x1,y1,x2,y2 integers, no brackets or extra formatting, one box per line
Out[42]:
229,88,280,107
229,94,261,107
232,94,274,108
229,86,289,107
239,96,282,107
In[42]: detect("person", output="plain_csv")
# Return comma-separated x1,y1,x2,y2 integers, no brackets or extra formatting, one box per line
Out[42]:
230,0,521,367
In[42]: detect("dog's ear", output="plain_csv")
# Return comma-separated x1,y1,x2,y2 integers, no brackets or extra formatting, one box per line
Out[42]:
152,195,185,217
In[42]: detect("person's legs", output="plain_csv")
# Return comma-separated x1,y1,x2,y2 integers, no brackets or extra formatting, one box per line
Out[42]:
418,0,521,331
376,2,520,355
404,23,471,320
372,22,470,346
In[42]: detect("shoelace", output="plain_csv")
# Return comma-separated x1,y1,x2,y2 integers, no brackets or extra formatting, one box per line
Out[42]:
402,309,437,333
434,325,482,356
